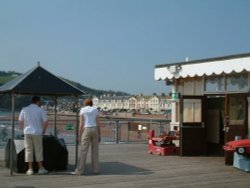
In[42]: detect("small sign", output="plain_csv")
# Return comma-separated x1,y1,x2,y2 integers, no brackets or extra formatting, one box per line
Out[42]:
66,124,74,131
171,92,179,100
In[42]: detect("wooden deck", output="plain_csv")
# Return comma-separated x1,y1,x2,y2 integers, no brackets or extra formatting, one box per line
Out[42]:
0,143,249,188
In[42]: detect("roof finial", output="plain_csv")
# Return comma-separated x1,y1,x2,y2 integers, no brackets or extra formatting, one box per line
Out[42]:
37,61,40,66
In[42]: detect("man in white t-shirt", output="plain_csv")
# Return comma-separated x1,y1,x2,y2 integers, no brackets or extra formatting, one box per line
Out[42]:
19,96,48,175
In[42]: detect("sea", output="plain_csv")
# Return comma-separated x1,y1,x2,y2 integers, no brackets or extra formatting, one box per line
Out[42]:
0,110,12,126
0,110,11,117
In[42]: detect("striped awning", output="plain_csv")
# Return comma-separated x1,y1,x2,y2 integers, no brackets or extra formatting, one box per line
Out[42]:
155,54,250,81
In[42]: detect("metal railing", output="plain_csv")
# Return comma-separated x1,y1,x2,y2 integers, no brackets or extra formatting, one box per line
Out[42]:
53,116,171,144
0,114,171,147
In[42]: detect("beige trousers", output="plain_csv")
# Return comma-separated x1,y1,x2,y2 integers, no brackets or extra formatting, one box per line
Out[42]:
76,127,99,174
24,134,43,162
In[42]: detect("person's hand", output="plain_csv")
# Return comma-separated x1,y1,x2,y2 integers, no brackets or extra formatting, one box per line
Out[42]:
76,135,81,144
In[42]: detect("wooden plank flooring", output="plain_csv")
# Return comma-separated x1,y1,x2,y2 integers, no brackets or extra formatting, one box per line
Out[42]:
0,144,249,188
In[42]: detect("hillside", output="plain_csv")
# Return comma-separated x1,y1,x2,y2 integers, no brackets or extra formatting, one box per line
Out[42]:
62,78,130,97
0,70,130,110
0,71,21,85
0,70,130,97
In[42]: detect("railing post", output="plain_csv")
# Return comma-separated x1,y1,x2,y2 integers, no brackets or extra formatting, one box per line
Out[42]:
127,121,129,143
9,93,15,176
53,96,57,137
160,122,163,135
74,96,79,167
115,120,119,144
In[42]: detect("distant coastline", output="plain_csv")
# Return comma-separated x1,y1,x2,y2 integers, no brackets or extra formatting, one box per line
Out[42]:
0,110,11,117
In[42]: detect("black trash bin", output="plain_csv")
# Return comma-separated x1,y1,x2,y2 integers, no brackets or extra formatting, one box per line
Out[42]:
5,136,68,173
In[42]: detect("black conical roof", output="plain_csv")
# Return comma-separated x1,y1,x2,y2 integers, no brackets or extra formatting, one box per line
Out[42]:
0,64,84,96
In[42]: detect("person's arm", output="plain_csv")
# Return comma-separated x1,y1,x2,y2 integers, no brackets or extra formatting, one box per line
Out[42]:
41,109,48,134
19,120,24,130
79,114,84,139
42,120,48,134
18,110,24,130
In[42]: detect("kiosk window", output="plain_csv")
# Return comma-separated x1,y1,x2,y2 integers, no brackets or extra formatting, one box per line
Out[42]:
229,97,245,125
205,73,248,93
226,73,248,92
183,99,201,123
205,76,225,92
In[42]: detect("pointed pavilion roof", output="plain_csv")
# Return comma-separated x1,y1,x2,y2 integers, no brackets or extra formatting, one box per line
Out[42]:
0,63,84,96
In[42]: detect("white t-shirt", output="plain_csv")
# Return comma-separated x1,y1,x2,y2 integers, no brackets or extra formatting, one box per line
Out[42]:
80,106,99,128
18,104,48,135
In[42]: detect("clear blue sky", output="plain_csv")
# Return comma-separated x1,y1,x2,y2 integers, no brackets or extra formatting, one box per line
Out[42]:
1,0,250,95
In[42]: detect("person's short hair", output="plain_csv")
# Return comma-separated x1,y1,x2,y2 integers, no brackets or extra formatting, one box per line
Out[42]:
32,96,41,103
84,99,93,106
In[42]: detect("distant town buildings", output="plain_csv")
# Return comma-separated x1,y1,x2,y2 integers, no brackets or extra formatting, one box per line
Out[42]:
92,94,172,113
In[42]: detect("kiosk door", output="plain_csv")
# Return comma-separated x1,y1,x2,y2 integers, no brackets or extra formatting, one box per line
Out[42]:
224,94,247,142
180,96,206,156
224,94,247,164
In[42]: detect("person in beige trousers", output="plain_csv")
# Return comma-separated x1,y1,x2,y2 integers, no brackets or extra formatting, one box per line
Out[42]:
71,99,100,175
18,96,48,175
